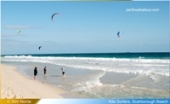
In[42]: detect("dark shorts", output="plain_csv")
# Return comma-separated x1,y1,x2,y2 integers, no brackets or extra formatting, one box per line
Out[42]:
34,73,37,76
62,72,65,75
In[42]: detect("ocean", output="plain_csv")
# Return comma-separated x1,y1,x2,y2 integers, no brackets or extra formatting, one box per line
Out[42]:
1,52,170,98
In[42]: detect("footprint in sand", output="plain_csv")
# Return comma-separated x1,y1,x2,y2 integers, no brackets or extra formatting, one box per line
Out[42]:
7,93,9,97
11,89,14,94
13,94,16,99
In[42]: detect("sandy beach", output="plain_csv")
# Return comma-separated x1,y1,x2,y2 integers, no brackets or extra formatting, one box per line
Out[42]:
0,64,66,98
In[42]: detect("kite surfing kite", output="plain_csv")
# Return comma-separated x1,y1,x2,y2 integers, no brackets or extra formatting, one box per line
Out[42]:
51,13,59,21
16,30,21,34
39,46,42,50
117,31,121,38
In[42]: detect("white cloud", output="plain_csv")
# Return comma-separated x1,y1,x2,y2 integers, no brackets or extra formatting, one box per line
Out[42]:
4,25,41,29
5,25,29,29
1,33,24,37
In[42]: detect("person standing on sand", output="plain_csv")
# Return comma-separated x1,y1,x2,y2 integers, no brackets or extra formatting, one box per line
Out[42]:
44,66,47,75
34,67,38,80
61,67,65,77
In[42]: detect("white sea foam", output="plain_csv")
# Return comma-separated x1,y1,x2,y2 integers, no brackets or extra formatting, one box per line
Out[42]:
2,55,169,98
2,55,169,76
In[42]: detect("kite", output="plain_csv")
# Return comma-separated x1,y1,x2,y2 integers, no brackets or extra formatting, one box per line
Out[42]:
16,30,21,34
117,31,121,38
39,46,42,50
51,13,59,21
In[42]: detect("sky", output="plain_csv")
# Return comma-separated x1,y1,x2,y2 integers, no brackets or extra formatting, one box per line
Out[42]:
1,1,169,54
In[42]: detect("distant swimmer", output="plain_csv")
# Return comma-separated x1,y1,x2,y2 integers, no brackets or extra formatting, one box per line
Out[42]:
61,67,65,77
34,67,38,80
44,66,47,75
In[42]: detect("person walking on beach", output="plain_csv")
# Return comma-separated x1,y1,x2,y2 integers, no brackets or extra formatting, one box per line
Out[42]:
34,67,38,80
61,67,65,77
44,66,47,76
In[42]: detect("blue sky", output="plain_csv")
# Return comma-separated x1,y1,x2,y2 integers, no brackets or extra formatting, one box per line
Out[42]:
1,1,169,54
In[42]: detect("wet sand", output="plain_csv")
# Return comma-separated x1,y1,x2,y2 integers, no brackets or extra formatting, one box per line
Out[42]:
1,64,66,98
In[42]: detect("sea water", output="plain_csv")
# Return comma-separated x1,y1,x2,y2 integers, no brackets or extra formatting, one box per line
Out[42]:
1,52,169,98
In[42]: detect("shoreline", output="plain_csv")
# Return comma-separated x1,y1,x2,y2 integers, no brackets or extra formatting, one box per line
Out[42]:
1,64,67,98
1,62,169,98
